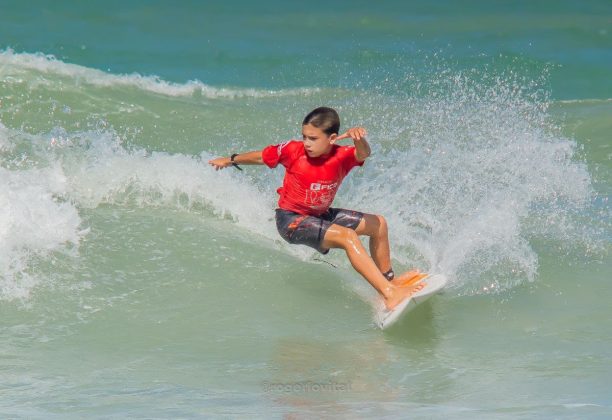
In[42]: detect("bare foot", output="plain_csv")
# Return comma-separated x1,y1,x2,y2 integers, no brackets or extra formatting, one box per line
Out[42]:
384,281,426,311
390,270,428,288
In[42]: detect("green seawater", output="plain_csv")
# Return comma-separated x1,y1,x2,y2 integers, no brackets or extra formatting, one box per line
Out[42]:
0,1,610,418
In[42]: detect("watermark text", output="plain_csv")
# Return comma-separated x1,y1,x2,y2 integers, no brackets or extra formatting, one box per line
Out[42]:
262,380,352,393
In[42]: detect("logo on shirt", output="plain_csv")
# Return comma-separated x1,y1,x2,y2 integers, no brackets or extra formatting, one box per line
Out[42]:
310,182,338,191
306,182,338,209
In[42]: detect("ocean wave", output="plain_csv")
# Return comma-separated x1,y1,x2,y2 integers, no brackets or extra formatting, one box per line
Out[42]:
0,124,281,301
0,49,320,99
63,132,277,235
0,57,601,301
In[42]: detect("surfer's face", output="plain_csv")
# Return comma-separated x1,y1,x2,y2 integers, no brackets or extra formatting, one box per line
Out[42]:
302,123,336,158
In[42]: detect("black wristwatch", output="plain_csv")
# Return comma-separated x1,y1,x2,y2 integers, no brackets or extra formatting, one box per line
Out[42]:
230,153,243,171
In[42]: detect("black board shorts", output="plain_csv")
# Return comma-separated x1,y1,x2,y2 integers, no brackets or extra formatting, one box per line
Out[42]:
275,208,364,254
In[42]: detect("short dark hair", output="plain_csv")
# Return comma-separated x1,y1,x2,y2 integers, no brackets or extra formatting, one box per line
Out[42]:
302,107,340,135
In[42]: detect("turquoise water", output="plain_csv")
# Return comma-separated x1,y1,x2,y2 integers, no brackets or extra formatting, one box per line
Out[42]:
1,1,610,418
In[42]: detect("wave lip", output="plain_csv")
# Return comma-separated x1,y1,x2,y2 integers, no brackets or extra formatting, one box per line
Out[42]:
0,48,320,99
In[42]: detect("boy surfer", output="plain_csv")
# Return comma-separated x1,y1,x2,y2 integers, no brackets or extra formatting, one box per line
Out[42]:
208,107,426,311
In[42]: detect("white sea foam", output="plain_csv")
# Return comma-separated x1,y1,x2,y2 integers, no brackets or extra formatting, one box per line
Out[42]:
0,163,82,301
0,49,319,99
555,98,612,104
342,73,594,295
0,125,282,301
62,131,277,238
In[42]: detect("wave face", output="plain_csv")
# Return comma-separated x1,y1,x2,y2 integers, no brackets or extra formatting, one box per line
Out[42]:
0,50,603,300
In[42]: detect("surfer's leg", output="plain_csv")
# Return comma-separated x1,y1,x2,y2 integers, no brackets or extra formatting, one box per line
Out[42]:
354,214,392,274
322,224,424,310
354,213,426,287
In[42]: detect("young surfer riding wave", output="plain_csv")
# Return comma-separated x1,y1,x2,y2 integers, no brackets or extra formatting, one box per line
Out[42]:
209,107,427,311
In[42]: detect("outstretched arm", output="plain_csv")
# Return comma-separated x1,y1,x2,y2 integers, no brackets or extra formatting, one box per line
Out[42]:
336,127,371,162
208,150,264,171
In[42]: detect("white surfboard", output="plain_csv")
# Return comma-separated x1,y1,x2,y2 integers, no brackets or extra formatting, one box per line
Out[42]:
376,274,447,329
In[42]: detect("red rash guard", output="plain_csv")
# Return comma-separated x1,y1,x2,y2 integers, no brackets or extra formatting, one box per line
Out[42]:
261,140,364,216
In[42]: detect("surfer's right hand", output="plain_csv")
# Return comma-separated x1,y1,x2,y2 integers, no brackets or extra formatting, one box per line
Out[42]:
208,157,232,170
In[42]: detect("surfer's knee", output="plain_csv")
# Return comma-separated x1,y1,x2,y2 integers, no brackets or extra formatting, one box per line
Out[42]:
369,214,388,239
323,225,360,250
357,213,388,237
338,227,360,250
